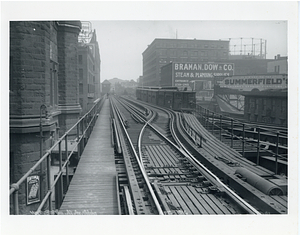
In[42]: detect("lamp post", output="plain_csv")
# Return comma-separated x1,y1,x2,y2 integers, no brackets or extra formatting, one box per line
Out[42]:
39,104,48,206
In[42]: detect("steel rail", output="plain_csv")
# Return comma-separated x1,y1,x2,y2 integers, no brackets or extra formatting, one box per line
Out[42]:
124,186,135,215
124,97,261,214
169,112,261,214
111,97,164,215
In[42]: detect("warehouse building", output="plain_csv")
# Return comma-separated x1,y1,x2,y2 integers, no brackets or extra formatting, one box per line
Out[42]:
142,38,230,87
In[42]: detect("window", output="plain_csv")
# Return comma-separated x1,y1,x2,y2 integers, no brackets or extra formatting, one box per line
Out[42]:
255,99,259,111
10,152,14,183
50,61,58,106
79,84,83,93
281,99,286,114
9,56,13,92
262,99,267,111
170,49,176,57
272,99,276,112
190,51,198,57
79,69,83,81
78,55,83,64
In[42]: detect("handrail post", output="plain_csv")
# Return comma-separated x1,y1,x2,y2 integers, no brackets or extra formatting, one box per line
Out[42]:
14,190,19,215
81,118,84,150
256,127,260,165
275,131,279,174
204,109,207,128
242,123,245,157
59,141,63,206
65,136,69,187
47,153,52,212
231,118,233,148
11,184,19,215
77,122,81,159
212,112,214,134
219,115,222,141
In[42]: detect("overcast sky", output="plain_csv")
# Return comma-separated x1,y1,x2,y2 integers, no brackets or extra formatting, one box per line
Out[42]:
1,1,293,84
91,20,287,81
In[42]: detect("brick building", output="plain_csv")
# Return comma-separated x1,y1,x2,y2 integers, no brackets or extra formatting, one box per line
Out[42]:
142,38,230,87
9,21,81,214
243,89,287,126
78,30,101,114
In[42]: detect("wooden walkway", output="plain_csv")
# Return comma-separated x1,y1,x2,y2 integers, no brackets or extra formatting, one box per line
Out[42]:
59,99,119,215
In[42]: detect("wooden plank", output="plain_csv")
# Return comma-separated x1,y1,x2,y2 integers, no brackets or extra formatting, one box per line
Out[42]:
154,145,174,166
147,146,163,167
201,194,225,214
168,186,192,215
59,99,118,215
185,186,209,214
186,186,216,214
159,145,178,166
271,196,288,208
150,146,168,167
175,186,201,214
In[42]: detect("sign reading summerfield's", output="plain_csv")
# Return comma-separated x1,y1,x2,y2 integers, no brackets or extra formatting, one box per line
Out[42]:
26,175,41,205
219,74,288,92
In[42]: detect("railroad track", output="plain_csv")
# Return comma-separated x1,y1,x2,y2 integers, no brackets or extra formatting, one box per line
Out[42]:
109,95,288,215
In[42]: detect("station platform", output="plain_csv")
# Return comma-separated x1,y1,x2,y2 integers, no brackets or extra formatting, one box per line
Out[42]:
59,99,119,215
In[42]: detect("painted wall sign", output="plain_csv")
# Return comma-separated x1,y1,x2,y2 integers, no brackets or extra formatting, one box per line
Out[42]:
172,62,234,90
219,74,288,91
26,175,40,205
174,62,234,79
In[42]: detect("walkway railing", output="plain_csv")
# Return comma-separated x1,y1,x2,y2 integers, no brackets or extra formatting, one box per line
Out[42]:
194,104,287,175
10,97,105,215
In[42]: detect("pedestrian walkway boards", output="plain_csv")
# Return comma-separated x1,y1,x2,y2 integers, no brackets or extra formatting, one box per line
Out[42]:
59,99,119,215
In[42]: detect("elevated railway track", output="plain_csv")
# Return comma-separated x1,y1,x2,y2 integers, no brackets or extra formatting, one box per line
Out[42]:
9,94,287,215
110,95,287,214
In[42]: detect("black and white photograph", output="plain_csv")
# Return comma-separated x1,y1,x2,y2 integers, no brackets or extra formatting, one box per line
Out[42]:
1,1,298,235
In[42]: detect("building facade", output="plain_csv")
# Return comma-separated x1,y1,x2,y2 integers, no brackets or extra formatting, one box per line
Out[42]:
78,30,101,115
101,79,111,94
243,90,287,126
267,55,288,74
10,21,82,214
142,38,230,87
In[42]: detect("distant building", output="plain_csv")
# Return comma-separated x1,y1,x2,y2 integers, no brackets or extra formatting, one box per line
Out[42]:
101,79,111,94
78,29,101,114
137,76,143,86
243,89,287,126
142,38,230,86
267,55,288,74
216,74,288,126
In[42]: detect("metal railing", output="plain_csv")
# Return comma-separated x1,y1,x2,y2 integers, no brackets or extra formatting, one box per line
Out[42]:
194,104,287,175
10,97,105,215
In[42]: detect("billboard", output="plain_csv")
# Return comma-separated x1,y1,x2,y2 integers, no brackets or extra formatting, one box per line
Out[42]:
219,74,288,92
172,62,234,90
